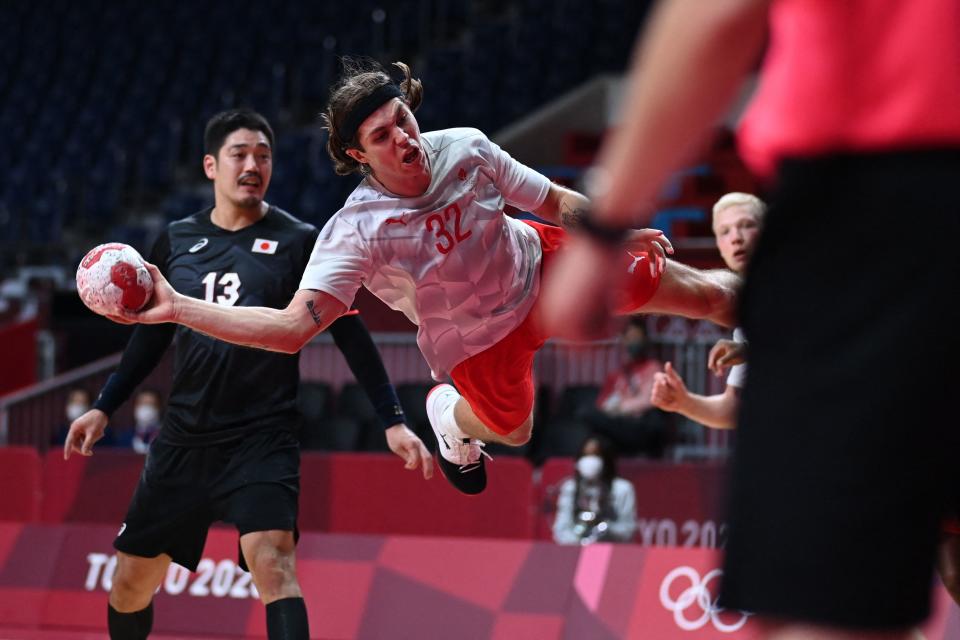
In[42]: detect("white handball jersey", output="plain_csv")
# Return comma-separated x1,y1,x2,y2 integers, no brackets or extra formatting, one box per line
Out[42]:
726,327,748,389
299,128,552,379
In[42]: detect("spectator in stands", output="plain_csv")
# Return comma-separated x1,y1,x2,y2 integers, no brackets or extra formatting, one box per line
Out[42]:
129,389,162,454
53,388,115,446
64,109,422,640
65,387,92,424
579,317,667,457
650,192,764,429
553,434,637,545
110,58,740,500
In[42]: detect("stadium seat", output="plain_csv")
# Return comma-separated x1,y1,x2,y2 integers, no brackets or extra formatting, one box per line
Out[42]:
301,415,362,452
556,384,600,419
297,382,334,446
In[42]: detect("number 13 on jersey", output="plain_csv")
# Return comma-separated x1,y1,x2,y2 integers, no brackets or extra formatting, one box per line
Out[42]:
425,203,472,254
202,272,241,306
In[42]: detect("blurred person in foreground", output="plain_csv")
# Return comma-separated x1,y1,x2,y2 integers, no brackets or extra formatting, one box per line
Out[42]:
651,192,763,430
552,434,637,545
541,1,960,637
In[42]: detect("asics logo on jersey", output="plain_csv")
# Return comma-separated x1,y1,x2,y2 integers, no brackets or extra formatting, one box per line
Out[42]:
189,238,209,253
385,215,408,226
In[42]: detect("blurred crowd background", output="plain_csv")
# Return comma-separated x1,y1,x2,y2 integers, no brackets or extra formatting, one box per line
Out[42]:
0,0,760,464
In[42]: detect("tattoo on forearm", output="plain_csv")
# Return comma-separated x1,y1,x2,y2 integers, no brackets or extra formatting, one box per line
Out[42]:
305,300,323,326
559,203,588,230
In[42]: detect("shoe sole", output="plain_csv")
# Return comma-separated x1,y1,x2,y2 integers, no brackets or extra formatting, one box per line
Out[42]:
435,443,487,495
427,384,487,495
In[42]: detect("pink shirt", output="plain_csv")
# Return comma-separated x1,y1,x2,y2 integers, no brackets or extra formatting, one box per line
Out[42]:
739,0,960,177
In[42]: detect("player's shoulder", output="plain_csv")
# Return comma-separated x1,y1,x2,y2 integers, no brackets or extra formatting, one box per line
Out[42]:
265,205,318,236
167,207,213,232
423,127,490,154
164,207,216,246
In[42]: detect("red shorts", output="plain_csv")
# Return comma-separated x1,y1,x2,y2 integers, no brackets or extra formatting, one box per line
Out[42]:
450,221,661,434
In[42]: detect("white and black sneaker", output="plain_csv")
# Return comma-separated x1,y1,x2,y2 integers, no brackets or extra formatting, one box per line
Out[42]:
426,384,490,495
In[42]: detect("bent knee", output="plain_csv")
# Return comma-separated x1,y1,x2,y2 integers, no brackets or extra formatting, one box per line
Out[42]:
246,548,300,603
109,574,155,611
503,419,533,446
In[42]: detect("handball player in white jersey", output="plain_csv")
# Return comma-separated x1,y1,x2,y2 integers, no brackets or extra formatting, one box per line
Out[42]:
113,59,740,495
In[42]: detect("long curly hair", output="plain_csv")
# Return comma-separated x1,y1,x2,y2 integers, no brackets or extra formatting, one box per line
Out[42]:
321,58,423,176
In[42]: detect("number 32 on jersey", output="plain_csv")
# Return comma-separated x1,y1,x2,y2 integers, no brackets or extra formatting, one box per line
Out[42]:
202,272,241,306
426,203,472,255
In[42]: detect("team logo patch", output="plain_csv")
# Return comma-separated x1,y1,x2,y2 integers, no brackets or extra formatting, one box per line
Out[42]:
252,238,278,254
189,238,209,253
458,168,467,181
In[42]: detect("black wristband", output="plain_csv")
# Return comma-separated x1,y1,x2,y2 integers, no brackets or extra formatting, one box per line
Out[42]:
578,213,631,245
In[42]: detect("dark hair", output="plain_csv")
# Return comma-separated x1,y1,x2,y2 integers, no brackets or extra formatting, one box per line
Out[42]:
321,58,423,176
624,316,648,336
135,388,162,404
67,387,92,402
203,108,275,158
576,433,618,486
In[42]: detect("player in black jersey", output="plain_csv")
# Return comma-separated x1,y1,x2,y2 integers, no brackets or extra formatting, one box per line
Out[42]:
64,109,432,640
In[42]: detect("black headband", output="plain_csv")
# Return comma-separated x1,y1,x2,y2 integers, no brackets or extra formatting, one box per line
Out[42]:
337,83,403,143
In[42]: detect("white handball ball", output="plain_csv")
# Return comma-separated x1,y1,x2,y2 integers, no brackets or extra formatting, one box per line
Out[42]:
76,243,154,314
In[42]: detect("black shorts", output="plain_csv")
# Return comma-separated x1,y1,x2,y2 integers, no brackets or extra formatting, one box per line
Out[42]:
718,150,960,629
114,427,300,572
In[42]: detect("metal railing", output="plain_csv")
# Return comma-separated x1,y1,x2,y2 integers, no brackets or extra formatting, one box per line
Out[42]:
1,320,734,457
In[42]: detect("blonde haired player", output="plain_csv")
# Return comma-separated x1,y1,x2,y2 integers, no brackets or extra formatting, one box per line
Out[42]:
650,192,764,428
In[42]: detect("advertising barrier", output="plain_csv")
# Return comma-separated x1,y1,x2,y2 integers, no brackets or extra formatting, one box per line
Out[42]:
0,523,957,639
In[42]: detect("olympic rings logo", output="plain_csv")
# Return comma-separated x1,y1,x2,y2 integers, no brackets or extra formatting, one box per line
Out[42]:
659,566,752,633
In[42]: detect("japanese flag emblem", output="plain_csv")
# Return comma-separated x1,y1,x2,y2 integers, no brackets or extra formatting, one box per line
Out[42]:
252,238,278,254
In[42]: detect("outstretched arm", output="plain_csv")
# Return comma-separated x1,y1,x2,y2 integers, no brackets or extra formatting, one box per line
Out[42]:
533,183,591,231
117,263,345,354
534,183,674,277
650,361,740,429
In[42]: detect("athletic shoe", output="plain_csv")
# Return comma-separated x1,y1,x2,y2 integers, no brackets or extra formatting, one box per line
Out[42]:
426,383,489,495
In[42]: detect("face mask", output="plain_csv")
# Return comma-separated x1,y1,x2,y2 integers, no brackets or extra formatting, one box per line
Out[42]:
625,342,647,360
66,403,88,422
577,455,603,481
135,405,160,427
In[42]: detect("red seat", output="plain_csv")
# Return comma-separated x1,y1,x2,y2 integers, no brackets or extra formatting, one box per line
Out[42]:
0,446,41,522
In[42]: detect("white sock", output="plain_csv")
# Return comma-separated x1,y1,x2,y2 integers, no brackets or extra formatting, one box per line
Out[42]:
440,389,465,438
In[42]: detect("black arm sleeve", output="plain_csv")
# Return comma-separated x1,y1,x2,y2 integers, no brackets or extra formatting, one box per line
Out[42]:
92,230,176,416
92,324,176,415
327,313,406,429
